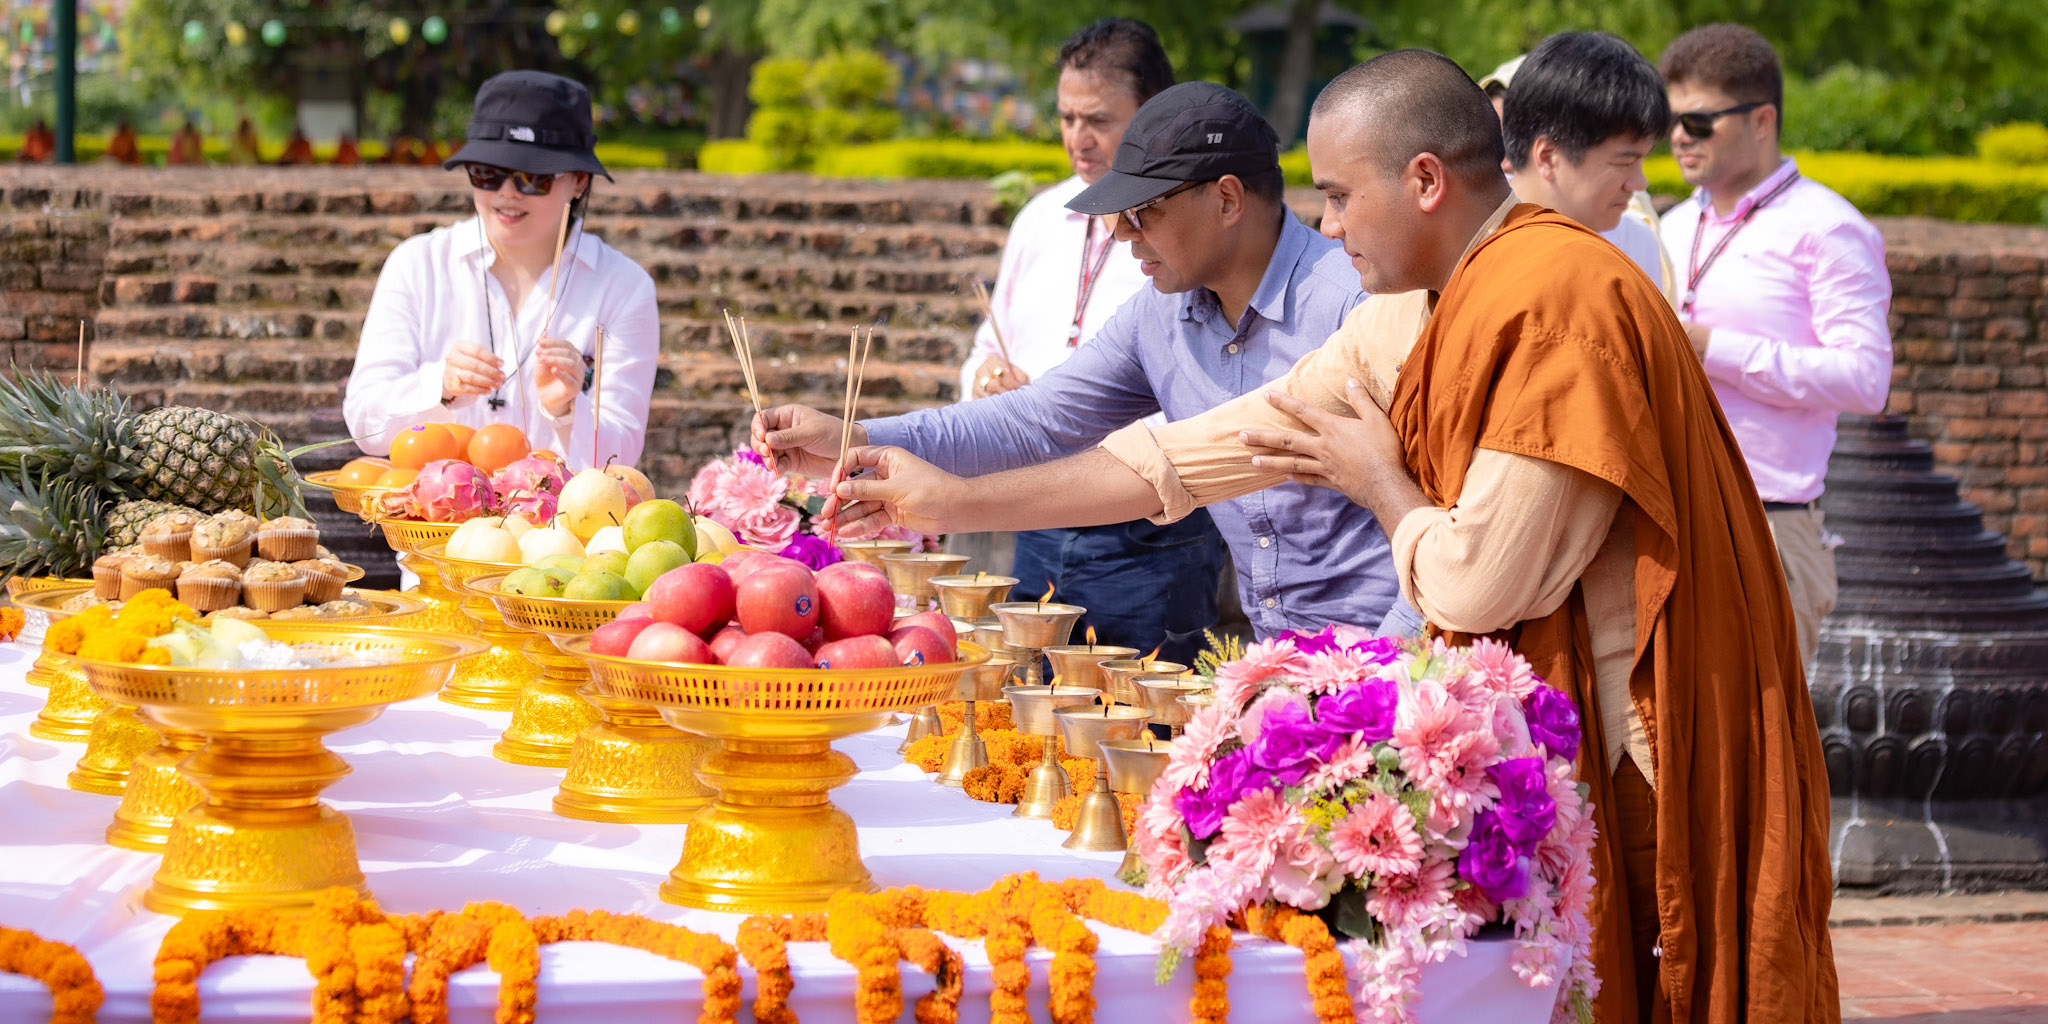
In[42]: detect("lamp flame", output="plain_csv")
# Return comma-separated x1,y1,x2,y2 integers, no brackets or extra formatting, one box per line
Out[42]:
1038,581,1056,607
1085,625,1098,647
1141,645,1160,665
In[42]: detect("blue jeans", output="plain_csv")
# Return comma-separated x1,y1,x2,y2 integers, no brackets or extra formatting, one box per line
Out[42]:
1008,512,1226,665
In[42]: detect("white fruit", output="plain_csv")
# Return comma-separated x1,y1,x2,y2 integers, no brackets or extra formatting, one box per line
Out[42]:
694,517,742,555
558,469,629,542
585,524,628,555
518,518,587,564
449,524,522,564
504,514,535,540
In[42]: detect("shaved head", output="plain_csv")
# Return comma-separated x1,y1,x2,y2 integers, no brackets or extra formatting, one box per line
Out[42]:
1311,49,1507,187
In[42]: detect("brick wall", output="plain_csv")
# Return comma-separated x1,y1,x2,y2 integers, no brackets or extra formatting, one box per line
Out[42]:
4,167,2048,576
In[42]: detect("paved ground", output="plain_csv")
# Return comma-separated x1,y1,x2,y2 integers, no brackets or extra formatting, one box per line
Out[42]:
1833,893,2048,1021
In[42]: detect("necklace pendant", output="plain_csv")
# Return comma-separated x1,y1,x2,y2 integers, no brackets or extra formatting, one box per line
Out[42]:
488,395,507,411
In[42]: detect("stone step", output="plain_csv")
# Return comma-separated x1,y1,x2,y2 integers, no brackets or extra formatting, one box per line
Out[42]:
99,274,378,310
94,305,361,343
91,338,359,386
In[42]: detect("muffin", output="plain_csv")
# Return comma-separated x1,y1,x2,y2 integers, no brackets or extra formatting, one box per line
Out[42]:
61,591,110,613
92,551,135,601
256,516,320,562
314,545,333,560
139,512,201,561
267,606,320,620
206,606,269,622
176,559,244,612
315,597,375,619
191,511,258,566
240,561,306,612
120,555,182,600
292,557,349,603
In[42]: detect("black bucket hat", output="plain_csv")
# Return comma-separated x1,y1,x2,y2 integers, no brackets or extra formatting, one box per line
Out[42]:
1068,82,1279,215
443,70,612,181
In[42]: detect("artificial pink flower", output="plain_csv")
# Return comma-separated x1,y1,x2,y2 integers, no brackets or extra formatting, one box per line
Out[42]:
1160,706,1233,792
1268,831,1345,910
1209,787,1299,877
1329,792,1426,878
1466,637,1540,699
1134,800,1191,892
1391,678,1467,756
1365,858,1456,932
1235,687,1305,748
1405,728,1504,834
1210,638,1300,710
1486,692,1535,760
1287,647,1378,695
729,503,800,549
1299,737,1377,794
689,457,789,520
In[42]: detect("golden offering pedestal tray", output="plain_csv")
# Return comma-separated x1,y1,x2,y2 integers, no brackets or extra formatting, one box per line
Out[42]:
5,575,77,686
74,624,485,914
7,576,98,733
476,574,714,822
416,543,594,768
17,584,430,848
370,515,531,711
301,469,395,518
571,638,989,913
1053,704,1153,851
1100,737,1175,877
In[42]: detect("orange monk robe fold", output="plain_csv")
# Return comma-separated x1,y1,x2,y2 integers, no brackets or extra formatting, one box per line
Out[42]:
1391,204,1837,1024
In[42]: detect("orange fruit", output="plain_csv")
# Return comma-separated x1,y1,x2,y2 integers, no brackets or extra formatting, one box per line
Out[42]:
390,423,461,470
441,422,478,455
468,423,532,473
374,466,420,489
334,457,393,487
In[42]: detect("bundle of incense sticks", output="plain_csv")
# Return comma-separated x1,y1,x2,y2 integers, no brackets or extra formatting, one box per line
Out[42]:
537,204,574,341
722,309,763,416
828,324,877,531
969,276,1013,368
590,324,607,466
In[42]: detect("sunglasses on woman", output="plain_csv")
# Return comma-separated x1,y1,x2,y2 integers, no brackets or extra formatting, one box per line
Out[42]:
1675,101,1766,141
463,163,560,195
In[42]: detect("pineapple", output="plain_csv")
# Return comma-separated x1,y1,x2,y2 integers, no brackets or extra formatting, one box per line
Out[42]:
0,470,110,582
131,405,274,514
107,499,204,550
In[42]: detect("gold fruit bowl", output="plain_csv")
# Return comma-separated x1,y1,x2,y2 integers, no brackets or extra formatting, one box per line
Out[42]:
471,575,704,819
566,638,990,912
302,469,395,519
72,624,486,915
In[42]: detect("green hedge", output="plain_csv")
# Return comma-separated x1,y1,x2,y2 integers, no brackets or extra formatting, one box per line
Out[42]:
0,133,675,169
1644,151,2048,224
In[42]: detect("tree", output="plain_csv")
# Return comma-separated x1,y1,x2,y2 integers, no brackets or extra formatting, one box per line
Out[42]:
549,0,765,138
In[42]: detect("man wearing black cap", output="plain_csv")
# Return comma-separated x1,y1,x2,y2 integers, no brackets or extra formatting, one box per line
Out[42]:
757,82,1400,638
346,70,660,473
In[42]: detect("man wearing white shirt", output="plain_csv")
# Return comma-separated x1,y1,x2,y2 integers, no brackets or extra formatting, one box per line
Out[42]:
958,20,1226,660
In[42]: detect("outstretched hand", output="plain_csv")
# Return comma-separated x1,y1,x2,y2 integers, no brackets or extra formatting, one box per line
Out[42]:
752,403,854,477
824,445,964,539
1240,378,1412,512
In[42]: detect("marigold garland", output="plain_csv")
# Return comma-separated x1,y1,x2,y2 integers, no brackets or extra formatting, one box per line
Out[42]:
151,908,296,1024
1049,792,1142,833
530,909,743,1024
0,925,101,1024
0,605,25,642
904,732,951,773
1190,925,1234,1024
1243,905,1355,1024
933,700,1013,733
737,914,827,1024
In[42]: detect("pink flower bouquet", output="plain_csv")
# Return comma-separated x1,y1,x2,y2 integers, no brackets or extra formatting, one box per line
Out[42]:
1139,626,1597,1024
686,449,938,568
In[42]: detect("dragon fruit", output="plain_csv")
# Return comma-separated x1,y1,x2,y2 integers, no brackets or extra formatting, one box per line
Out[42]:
492,455,568,526
402,459,497,522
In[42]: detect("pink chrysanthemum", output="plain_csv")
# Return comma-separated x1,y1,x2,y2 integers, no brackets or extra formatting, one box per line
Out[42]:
1329,792,1425,877
1465,637,1540,699
1365,858,1456,932
1209,787,1298,877
1391,678,1466,755
1405,729,1503,834
1160,705,1233,792
1211,638,1301,710
688,456,788,520
1236,687,1306,748
1287,647,1381,695
1300,737,1377,794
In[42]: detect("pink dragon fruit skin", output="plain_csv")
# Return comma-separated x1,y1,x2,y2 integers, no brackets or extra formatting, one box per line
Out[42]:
491,456,566,525
408,459,497,523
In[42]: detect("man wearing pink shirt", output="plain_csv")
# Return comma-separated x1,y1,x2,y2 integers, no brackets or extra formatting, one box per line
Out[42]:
1659,24,1893,665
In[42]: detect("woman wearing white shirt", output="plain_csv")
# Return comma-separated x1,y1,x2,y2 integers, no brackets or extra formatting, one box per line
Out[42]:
958,20,1226,663
345,70,658,471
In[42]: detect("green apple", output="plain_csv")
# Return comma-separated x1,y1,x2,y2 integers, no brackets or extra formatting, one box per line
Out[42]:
625,539,692,596
564,570,636,601
535,553,587,576
584,549,630,578
623,499,696,559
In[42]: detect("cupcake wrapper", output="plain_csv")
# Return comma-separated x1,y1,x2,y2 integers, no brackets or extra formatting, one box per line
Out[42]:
92,566,124,601
257,529,320,563
142,534,192,561
120,573,178,601
301,573,344,604
176,577,243,613
191,539,254,568
243,578,307,613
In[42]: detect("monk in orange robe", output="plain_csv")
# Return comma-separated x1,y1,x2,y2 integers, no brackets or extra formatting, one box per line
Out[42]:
17,120,55,163
821,50,1839,1024
102,121,141,165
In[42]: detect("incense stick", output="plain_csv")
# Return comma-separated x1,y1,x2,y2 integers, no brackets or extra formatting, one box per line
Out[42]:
969,277,1013,368
722,309,763,416
829,324,875,529
75,320,85,385
537,204,574,341
590,324,607,466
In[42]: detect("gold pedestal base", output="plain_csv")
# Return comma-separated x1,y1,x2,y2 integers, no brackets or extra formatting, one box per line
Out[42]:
66,703,159,794
402,578,527,712
554,690,716,823
495,677,600,767
660,739,870,912
107,731,205,852
30,657,103,743
1063,787,1129,852
149,804,366,915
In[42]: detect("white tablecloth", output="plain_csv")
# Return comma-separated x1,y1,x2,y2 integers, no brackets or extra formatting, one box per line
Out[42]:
0,639,1557,1023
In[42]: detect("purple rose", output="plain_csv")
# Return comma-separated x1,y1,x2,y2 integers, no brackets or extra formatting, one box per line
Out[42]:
1487,756,1557,853
1316,679,1398,744
1523,686,1581,762
733,448,767,467
1284,626,1343,656
778,534,844,571
1249,700,1344,785
1458,809,1531,903
1177,747,1260,839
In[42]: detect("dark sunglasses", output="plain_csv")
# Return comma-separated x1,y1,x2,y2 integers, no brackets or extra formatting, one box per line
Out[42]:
1675,102,1766,141
463,163,560,195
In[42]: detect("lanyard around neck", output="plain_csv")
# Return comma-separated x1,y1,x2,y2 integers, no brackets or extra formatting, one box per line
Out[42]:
1068,216,1116,347
1682,171,1799,316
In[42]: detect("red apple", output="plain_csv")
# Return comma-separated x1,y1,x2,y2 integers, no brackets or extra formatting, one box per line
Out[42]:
736,564,820,638
816,563,895,640
709,624,749,663
645,563,735,635
617,602,655,623
821,559,886,580
589,617,657,657
800,627,828,654
727,631,814,669
729,552,803,582
628,621,715,664
895,611,959,656
888,625,954,667
814,634,899,670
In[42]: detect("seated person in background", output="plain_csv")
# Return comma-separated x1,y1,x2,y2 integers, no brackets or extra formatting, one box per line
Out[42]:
16,120,55,163
415,138,446,166
277,126,315,165
102,121,141,165
225,118,263,165
167,119,206,165
334,135,361,166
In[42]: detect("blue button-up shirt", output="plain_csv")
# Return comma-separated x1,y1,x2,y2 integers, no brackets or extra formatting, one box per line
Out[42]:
863,214,1398,637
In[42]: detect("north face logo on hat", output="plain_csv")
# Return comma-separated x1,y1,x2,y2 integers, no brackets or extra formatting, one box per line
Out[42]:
509,126,535,142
